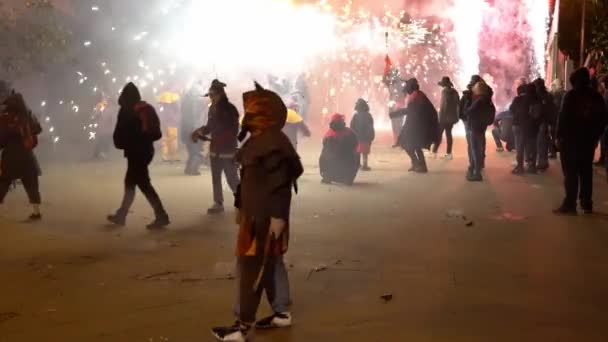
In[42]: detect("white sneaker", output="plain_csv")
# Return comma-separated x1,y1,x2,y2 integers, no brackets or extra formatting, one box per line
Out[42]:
443,153,453,160
211,321,250,342
255,312,292,329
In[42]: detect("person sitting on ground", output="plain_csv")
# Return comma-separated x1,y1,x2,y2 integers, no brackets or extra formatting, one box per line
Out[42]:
350,98,375,171
319,113,359,185
492,109,514,152
0,92,43,221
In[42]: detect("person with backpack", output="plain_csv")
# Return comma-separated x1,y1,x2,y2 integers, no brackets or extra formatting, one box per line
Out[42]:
432,76,460,159
211,82,303,342
350,98,375,171
533,78,558,171
463,80,496,182
107,83,170,229
0,92,43,221
510,84,541,175
554,68,608,215
192,79,240,215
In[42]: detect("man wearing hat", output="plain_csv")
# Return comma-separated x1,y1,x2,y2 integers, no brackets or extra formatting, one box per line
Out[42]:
431,76,460,159
211,82,303,342
192,79,240,215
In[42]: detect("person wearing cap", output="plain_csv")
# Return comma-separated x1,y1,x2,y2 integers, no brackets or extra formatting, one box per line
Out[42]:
211,82,303,342
192,79,240,215
390,78,439,173
554,68,608,215
350,98,375,171
319,113,360,184
432,76,460,159
107,83,170,229
0,92,43,221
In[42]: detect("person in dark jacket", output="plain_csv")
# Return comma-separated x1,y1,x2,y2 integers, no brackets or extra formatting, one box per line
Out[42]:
107,83,169,229
554,68,608,214
181,83,207,175
463,81,495,181
350,98,375,171
432,76,460,159
211,82,303,342
492,109,514,152
460,75,493,170
550,79,566,158
595,76,608,167
510,84,541,174
533,78,558,170
320,114,359,185
192,79,240,215
0,92,43,221
390,78,439,173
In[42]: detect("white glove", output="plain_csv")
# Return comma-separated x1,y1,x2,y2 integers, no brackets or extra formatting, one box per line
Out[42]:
269,217,286,240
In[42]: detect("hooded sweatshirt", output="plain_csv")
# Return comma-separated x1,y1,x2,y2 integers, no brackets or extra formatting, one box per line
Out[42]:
557,68,608,147
113,83,162,159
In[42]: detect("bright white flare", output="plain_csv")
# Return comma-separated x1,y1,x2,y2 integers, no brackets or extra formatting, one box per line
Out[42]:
165,0,337,75
525,0,550,79
449,0,486,89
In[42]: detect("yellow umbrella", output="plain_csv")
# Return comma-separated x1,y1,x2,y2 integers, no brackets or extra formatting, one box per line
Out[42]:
157,92,180,104
286,109,303,124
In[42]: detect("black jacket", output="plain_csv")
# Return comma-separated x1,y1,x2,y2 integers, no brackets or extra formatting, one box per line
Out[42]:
464,95,495,133
557,87,608,147
199,95,239,155
439,87,460,125
113,83,162,159
350,110,375,144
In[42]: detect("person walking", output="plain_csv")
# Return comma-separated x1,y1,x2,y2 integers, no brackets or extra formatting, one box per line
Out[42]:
107,83,170,228
350,98,375,171
432,76,460,159
211,82,303,342
0,92,43,221
192,79,240,215
554,68,608,215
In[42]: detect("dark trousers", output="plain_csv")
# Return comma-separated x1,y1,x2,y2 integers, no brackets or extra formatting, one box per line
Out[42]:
491,127,514,150
405,147,426,169
561,145,595,210
184,140,205,174
466,128,485,175
237,255,283,324
116,156,167,219
432,123,454,154
210,156,239,206
0,174,41,204
514,126,538,168
537,124,550,168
